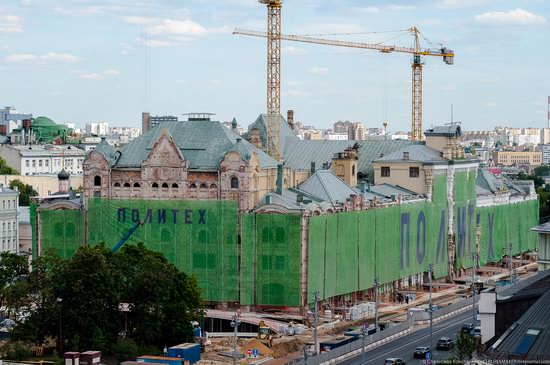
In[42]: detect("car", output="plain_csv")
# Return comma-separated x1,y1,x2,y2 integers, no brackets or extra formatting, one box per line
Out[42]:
413,346,430,359
472,326,481,338
436,337,454,350
461,323,474,334
384,358,405,365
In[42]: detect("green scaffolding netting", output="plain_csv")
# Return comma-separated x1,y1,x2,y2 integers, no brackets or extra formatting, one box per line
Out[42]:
86,198,239,303
39,209,85,258
453,171,477,269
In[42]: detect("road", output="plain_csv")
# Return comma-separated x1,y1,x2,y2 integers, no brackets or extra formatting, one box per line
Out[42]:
338,309,473,365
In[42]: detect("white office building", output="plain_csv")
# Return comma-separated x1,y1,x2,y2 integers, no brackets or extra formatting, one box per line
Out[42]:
0,186,19,254
0,145,86,175
85,122,110,136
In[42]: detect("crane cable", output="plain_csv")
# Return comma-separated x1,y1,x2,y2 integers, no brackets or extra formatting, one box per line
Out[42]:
141,0,152,113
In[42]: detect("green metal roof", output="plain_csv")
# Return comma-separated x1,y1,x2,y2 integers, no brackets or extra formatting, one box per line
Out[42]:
242,114,299,153
297,169,358,204
114,120,278,169
94,138,118,165
374,144,446,163
32,116,59,127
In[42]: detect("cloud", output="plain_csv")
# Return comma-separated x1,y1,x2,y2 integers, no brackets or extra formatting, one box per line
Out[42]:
103,69,120,76
120,16,153,25
148,19,208,36
387,5,417,11
310,67,329,75
474,8,546,25
486,102,498,107
71,69,120,81
284,90,312,97
4,52,78,63
360,6,380,13
282,46,308,55
54,5,124,17
287,80,303,86
438,0,488,9
20,0,32,5
0,14,23,34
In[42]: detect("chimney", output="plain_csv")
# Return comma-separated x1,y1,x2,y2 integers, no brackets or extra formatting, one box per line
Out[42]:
287,110,294,129
142,112,151,134
367,180,371,193
403,151,410,160
358,182,365,193
296,193,303,203
276,164,283,195
311,162,316,175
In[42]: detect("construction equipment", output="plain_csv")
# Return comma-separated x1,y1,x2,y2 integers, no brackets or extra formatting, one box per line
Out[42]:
257,320,274,347
234,26,454,142
111,220,143,253
259,0,282,161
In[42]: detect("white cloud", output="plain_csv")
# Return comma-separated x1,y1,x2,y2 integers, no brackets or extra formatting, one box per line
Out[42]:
54,5,124,17
486,102,498,107
287,80,303,86
474,8,546,25
0,14,23,34
208,79,221,84
120,16,153,25
360,6,380,13
4,52,78,63
438,0,488,9
282,46,308,55
103,69,120,76
310,67,329,75
149,19,208,36
284,90,312,97
387,5,417,11
20,0,32,5
175,80,188,85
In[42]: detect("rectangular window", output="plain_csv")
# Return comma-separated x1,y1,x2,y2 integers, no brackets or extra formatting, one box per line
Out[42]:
409,167,420,178
38,160,42,167
381,166,390,177
32,160,36,167
25,160,30,167
45,160,49,167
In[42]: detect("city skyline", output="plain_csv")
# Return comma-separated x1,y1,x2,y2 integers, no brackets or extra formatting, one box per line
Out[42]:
0,0,549,131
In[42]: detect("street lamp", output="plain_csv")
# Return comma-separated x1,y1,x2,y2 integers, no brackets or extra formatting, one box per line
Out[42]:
428,264,433,359
56,297,63,354
470,252,478,327
312,290,319,356
230,313,240,365
374,277,379,333
508,243,514,284
361,324,367,364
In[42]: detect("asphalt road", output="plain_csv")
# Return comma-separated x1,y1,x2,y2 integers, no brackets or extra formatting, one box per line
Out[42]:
338,309,474,365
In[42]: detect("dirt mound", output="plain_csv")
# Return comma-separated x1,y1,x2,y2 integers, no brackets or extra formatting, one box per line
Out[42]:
271,338,305,358
239,339,274,357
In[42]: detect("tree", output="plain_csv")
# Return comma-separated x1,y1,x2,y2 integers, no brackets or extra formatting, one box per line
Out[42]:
0,252,29,308
534,165,550,177
0,157,18,175
8,180,37,206
451,332,478,361
9,245,204,353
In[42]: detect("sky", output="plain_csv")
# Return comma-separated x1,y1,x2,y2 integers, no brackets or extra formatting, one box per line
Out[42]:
0,0,549,132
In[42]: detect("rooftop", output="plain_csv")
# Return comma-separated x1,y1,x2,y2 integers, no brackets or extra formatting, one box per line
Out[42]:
374,144,446,164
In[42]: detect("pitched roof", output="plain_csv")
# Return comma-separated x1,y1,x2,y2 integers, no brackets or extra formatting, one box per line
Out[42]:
242,114,299,153
283,139,414,179
114,120,278,170
374,144,446,163
297,169,358,204
492,288,550,359
93,138,117,165
424,124,462,137
368,183,418,198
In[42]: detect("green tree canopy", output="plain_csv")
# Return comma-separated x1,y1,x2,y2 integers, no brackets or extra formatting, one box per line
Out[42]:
7,245,204,354
0,157,18,175
534,165,550,177
8,180,38,206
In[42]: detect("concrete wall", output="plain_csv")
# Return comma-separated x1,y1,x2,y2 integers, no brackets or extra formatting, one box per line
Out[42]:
479,291,496,344
373,161,426,194
0,175,83,196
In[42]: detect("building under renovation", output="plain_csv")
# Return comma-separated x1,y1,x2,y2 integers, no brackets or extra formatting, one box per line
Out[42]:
31,114,539,314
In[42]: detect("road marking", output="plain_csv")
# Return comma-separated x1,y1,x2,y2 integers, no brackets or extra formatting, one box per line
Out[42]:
361,314,468,364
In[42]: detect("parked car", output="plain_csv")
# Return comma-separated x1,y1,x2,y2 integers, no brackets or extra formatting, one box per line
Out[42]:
385,358,405,365
436,337,454,350
413,346,430,359
472,326,481,338
461,323,474,334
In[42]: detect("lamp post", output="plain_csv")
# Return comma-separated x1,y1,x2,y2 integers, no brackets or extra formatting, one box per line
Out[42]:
428,264,433,358
470,252,478,327
230,313,240,365
508,243,514,284
374,277,379,333
56,297,63,355
361,324,367,364
312,290,319,355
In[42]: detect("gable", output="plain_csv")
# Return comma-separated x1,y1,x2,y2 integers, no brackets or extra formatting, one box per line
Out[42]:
144,129,185,167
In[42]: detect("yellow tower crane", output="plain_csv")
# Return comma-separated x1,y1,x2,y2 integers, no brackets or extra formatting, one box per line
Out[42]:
259,0,282,161
234,26,454,142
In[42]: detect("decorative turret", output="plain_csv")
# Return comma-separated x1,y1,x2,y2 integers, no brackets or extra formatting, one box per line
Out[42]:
58,169,70,193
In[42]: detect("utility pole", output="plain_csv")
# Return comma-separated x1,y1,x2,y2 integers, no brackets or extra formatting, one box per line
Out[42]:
428,263,433,357
470,252,478,327
374,277,380,333
361,324,367,364
508,243,514,284
313,290,319,355
231,313,241,365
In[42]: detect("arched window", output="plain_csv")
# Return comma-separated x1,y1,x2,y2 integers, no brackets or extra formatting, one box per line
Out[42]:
352,165,356,175
152,183,159,188
172,183,179,189
114,182,121,188
210,183,217,190
190,183,197,189
133,182,140,188
200,183,207,189
123,182,130,188
231,177,239,189
162,183,169,188
94,175,101,187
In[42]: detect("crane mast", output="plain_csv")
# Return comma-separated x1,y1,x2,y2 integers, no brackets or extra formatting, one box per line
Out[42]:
260,0,282,161
411,27,423,142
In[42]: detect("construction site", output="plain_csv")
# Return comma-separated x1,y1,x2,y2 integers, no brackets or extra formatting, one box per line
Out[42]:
29,1,540,364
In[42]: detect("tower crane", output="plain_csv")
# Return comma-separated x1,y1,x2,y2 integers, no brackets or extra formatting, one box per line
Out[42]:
259,0,282,161
234,26,454,142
